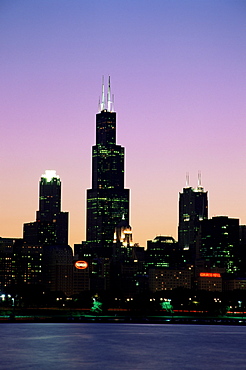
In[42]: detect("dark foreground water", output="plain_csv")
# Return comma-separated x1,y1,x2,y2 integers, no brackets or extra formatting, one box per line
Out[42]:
0,323,246,369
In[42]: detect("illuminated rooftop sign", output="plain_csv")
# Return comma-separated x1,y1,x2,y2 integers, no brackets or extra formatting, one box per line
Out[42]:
75,261,88,270
200,273,221,278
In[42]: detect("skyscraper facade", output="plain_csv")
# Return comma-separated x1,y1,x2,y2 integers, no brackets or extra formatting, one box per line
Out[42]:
86,78,129,248
199,216,239,273
37,170,61,222
24,170,68,246
178,178,208,263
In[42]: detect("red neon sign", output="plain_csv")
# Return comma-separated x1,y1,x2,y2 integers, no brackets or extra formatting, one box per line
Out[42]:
200,272,221,278
75,261,88,270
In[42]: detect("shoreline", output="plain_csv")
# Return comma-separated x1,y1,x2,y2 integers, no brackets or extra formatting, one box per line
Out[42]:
0,309,245,325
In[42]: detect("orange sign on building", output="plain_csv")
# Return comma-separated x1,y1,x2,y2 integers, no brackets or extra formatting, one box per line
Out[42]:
75,261,88,270
200,272,221,278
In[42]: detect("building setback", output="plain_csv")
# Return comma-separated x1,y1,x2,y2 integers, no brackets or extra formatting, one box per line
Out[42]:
86,78,129,248
24,170,69,246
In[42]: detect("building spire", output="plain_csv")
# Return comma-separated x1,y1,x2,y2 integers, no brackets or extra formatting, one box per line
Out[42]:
112,93,115,112
107,76,111,112
98,97,101,112
198,170,202,187
186,172,190,187
100,76,105,111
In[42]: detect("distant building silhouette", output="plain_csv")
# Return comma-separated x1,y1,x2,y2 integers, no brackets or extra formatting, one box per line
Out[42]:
149,268,192,292
238,225,246,274
86,77,129,248
24,170,68,246
42,245,73,296
0,238,43,291
198,216,239,273
0,238,17,290
146,236,179,268
178,176,208,264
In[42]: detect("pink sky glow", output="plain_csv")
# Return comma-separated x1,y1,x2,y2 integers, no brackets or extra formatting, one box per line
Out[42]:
1,1,246,248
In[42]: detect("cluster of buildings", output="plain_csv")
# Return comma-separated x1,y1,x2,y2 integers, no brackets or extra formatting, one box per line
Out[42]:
1,79,246,303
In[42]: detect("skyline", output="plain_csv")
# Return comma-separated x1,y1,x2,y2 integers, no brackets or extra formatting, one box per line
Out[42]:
1,1,246,248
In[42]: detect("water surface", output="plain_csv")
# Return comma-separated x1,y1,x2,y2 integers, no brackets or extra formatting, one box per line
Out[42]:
1,323,245,369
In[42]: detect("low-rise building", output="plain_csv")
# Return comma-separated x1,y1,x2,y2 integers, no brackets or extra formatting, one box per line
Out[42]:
149,268,192,292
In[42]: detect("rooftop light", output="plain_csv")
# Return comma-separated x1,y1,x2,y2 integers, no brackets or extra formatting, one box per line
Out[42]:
42,170,60,182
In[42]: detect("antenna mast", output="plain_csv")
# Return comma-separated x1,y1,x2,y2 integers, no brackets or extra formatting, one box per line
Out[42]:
100,76,105,111
112,94,115,112
198,170,202,187
186,172,190,187
107,76,111,112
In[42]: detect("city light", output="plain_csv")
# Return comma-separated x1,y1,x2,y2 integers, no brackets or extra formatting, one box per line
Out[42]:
75,261,88,269
200,273,221,278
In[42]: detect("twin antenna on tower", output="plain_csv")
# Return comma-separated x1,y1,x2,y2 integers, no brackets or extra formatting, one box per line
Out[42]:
186,171,203,188
99,76,114,112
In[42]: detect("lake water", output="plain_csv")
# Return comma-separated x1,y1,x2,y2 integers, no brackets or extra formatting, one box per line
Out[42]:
0,323,245,369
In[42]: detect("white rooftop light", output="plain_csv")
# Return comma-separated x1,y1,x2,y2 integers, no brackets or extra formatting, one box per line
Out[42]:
42,170,59,182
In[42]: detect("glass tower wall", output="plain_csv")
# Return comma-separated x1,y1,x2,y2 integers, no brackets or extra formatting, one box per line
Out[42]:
37,170,61,222
86,85,130,248
24,170,68,246
200,216,239,273
178,186,208,263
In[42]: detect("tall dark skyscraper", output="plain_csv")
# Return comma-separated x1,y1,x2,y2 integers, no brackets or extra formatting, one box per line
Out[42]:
24,170,69,245
199,216,239,273
178,175,208,263
37,170,61,222
86,78,129,248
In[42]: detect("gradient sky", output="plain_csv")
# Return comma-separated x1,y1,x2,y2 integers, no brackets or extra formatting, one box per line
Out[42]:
1,0,246,249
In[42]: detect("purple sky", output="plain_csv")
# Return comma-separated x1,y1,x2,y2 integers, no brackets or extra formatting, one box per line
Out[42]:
1,0,246,248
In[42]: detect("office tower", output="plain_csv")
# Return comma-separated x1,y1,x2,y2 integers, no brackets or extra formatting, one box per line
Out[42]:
199,216,239,273
0,238,43,290
146,236,178,268
13,243,43,287
24,170,69,246
37,169,61,222
86,78,129,248
149,268,192,292
239,225,246,274
42,245,73,296
178,175,208,263
237,225,246,276
73,259,90,294
0,238,15,290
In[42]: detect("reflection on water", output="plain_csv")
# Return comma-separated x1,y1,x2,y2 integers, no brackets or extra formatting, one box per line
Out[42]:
0,323,246,369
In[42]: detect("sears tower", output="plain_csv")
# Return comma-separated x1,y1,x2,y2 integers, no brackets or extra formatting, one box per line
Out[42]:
86,77,129,248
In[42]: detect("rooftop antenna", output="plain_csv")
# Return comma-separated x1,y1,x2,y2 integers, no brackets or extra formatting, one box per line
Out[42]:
186,172,190,187
198,171,202,187
100,76,105,111
107,76,111,112
98,97,101,112
112,93,115,112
